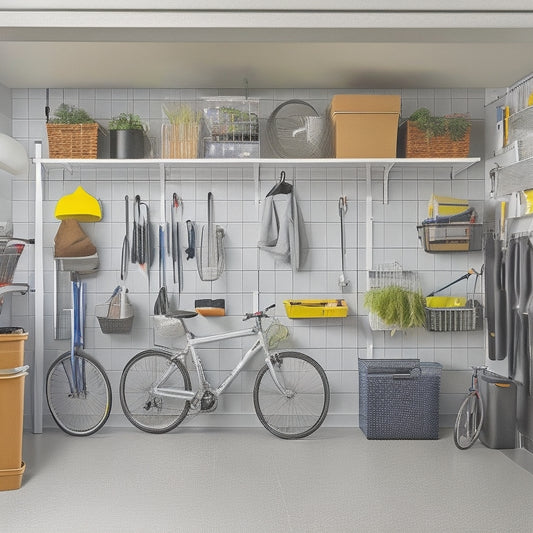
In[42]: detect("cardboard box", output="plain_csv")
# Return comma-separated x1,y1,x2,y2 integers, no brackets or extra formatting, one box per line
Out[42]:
330,95,401,158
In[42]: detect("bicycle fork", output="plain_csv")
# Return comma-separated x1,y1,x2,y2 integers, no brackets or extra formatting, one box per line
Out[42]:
266,355,294,398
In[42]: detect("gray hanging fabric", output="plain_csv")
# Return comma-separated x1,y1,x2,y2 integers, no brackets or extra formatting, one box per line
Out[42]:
258,174,308,271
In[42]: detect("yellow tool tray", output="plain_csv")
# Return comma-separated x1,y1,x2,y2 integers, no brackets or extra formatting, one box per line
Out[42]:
426,296,467,308
283,299,348,318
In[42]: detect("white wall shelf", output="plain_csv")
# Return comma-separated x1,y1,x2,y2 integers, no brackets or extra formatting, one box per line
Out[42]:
34,156,480,173
494,156,533,196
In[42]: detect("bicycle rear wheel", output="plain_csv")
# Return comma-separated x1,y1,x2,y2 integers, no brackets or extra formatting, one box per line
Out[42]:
46,351,112,436
253,351,330,439
119,349,191,434
454,391,484,450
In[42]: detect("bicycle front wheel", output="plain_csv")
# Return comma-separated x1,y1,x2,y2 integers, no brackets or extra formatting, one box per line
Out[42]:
120,349,191,434
46,351,112,436
454,391,484,450
253,351,330,439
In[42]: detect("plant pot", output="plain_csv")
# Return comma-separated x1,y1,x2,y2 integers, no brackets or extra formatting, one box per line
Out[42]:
398,121,471,158
110,129,144,159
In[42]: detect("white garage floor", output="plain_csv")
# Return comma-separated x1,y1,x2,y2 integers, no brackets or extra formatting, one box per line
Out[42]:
2,427,533,533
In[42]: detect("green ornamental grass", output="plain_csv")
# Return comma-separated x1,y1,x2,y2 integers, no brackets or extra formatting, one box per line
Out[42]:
364,285,426,330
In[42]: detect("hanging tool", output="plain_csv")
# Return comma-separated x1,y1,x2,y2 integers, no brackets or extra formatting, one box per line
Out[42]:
136,196,149,281
154,225,169,315
171,193,184,293
198,192,225,281
121,195,129,283
427,267,483,297
338,195,349,288
154,176,168,315
131,195,138,264
186,220,195,260
119,196,130,319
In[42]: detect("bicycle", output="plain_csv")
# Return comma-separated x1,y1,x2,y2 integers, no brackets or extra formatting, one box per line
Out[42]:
46,278,112,436
119,304,330,439
453,365,487,450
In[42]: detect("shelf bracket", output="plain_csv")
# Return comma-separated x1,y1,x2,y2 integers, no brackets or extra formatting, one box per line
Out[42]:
253,162,260,211
382,163,394,204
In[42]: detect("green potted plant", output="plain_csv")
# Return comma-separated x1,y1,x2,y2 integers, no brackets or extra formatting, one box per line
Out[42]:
161,103,202,158
47,104,98,158
399,107,471,158
108,112,145,159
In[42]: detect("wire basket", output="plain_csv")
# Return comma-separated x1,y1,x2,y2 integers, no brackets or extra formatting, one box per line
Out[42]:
367,263,420,331
202,97,259,142
0,242,25,286
424,299,483,332
508,105,533,144
266,99,330,158
46,123,98,159
153,315,185,338
95,303,134,334
417,223,482,253
265,319,289,349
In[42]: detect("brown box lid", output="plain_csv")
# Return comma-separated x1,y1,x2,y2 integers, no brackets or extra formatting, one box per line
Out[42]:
330,94,401,115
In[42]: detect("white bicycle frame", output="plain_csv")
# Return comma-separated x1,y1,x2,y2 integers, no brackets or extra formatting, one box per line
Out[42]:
153,317,289,404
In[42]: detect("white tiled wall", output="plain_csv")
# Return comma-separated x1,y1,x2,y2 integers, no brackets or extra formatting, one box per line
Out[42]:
10,87,486,428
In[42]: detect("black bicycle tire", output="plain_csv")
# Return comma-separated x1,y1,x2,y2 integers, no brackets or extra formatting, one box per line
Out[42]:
454,391,484,450
253,351,330,439
46,351,112,437
119,349,191,434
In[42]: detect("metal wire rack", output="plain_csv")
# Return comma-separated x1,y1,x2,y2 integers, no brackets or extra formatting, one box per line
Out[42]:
367,262,420,331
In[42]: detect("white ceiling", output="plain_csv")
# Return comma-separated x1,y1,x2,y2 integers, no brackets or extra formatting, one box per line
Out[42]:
1,10,533,90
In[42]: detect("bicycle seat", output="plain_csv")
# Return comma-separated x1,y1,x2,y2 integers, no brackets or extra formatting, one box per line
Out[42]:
165,310,198,319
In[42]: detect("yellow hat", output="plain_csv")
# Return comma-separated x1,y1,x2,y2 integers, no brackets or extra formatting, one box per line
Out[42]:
54,186,102,222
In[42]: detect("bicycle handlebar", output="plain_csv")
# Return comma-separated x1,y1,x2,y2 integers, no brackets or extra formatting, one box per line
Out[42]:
243,303,276,321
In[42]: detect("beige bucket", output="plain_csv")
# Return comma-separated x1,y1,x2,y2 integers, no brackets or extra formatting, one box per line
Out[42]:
0,329,28,369
0,367,28,490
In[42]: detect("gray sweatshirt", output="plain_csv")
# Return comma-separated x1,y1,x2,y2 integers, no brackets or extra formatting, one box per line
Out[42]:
258,190,308,271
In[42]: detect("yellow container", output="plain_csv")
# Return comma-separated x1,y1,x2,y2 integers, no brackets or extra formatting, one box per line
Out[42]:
0,463,25,491
0,330,28,491
426,296,467,308
0,329,28,369
284,299,348,318
0,369,28,490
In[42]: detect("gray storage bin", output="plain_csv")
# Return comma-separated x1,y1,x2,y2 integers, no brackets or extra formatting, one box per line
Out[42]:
479,370,517,449
358,358,442,440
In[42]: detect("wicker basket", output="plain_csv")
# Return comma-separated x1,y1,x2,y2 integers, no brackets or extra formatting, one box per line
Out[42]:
424,299,483,332
358,358,441,440
46,123,98,159
398,121,470,158
95,303,134,334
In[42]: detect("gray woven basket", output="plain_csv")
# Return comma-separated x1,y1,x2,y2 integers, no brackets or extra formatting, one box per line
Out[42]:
358,358,442,440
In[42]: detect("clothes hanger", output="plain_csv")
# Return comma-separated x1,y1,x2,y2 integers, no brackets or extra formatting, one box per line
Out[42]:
266,171,293,197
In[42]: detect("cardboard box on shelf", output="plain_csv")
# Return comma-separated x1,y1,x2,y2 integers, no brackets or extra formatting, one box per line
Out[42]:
330,94,401,158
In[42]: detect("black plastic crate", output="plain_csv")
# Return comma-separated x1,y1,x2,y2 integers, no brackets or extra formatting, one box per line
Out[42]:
358,358,442,439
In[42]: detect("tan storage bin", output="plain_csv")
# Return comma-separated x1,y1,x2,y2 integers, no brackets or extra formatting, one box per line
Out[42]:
330,95,401,158
0,329,29,491
0,328,28,368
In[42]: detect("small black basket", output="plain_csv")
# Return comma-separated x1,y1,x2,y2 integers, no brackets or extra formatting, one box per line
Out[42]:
358,358,442,440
